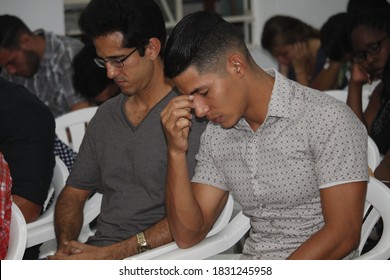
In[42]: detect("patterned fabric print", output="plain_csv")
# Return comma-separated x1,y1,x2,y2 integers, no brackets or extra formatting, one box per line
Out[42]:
0,152,12,260
54,137,77,172
0,30,85,118
192,69,368,260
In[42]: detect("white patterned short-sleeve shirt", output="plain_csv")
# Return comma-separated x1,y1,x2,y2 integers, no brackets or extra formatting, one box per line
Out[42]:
192,69,368,260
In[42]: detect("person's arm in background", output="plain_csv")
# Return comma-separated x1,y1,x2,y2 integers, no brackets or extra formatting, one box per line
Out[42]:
347,63,382,130
1,82,55,223
375,150,390,187
310,60,342,91
291,41,311,86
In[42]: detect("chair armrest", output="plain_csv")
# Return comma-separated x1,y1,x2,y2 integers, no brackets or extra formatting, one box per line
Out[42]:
129,211,250,260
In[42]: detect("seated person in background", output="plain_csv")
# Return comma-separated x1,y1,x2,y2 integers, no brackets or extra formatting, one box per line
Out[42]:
72,43,120,106
49,0,206,260
261,15,346,91
319,12,352,90
346,9,390,156
0,152,12,260
0,15,89,118
0,77,55,259
162,11,368,260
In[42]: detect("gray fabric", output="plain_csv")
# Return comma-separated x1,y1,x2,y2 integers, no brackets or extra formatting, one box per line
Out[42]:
67,89,207,246
192,69,368,260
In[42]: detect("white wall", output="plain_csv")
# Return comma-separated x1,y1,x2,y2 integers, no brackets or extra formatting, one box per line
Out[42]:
250,0,349,69
0,0,65,35
0,0,350,67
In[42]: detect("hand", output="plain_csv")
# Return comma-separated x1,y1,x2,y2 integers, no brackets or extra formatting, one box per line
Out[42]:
48,241,111,260
161,95,194,154
350,63,372,85
291,41,310,70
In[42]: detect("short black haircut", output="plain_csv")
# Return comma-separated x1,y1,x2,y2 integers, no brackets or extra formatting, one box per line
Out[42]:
78,0,166,57
164,11,248,79
320,13,352,61
0,15,32,49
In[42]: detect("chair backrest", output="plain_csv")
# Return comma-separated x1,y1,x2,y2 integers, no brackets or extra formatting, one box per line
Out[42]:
55,107,98,152
5,203,27,260
26,156,69,248
323,89,369,111
367,136,381,171
27,156,103,250
356,177,390,260
128,194,235,259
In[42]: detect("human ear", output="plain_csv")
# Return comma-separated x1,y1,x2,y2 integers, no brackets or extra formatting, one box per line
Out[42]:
228,54,245,76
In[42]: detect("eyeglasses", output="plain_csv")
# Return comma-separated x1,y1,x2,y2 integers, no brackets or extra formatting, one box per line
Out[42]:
352,36,388,64
94,48,137,68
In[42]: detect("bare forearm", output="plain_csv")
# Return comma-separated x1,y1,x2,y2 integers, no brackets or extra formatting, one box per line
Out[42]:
309,62,341,91
288,226,360,260
54,189,86,246
165,150,206,248
101,217,173,259
12,194,42,223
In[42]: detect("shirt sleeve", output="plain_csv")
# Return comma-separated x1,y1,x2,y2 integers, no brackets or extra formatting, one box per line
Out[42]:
310,101,369,188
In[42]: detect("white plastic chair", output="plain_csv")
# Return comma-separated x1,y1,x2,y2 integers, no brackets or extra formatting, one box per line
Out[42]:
26,156,69,248
151,177,390,260
356,177,390,260
5,203,27,260
367,136,381,171
323,89,370,111
26,156,102,257
127,194,235,260
55,106,98,152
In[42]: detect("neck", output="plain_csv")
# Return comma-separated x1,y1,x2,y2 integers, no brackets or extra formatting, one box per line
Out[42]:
244,66,274,131
129,60,173,109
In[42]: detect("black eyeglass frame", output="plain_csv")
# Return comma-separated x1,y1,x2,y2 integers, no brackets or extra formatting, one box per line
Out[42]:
94,48,138,68
352,36,388,64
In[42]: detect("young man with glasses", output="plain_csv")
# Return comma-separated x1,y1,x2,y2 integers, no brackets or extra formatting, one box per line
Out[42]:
49,0,207,260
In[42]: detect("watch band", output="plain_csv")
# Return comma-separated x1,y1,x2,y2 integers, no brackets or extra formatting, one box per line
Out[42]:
136,231,151,253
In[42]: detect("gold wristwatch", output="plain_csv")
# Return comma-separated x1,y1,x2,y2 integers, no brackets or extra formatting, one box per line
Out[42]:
136,232,151,253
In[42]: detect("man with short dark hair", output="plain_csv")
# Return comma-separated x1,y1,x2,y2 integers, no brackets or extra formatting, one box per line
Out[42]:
161,11,368,260
0,14,89,118
50,0,206,260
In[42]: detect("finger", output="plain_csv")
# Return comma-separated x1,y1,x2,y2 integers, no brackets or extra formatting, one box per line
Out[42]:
162,95,194,117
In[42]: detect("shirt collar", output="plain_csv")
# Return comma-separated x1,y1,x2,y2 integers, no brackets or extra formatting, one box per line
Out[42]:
234,68,294,130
